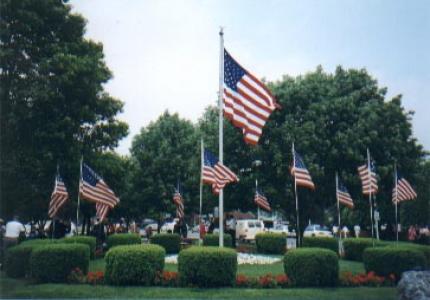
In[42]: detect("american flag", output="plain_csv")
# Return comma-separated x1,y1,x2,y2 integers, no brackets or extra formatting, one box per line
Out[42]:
173,188,184,218
202,149,239,195
392,173,417,203
291,150,315,189
96,203,110,222
80,163,119,208
48,174,69,218
254,188,271,212
337,180,354,209
357,159,378,195
223,49,279,145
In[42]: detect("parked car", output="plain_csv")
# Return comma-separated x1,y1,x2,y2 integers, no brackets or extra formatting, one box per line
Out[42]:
236,219,265,241
267,224,289,235
303,224,333,238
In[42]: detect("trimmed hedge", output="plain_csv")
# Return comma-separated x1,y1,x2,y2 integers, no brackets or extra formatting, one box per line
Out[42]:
203,234,233,248
363,247,426,278
284,247,339,287
106,233,141,249
178,246,237,287
255,233,286,254
343,238,384,261
5,239,59,278
30,243,90,283
380,241,430,267
62,236,96,259
105,244,165,285
150,233,181,254
302,237,338,254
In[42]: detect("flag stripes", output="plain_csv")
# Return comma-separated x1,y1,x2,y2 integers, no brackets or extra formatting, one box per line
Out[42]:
48,174,69,218
202,149,239,194
337,182,354,209
358,162,378,195
173,189,184,218
291,150,315,189
392,176,417,203
254,189,271,212
96,203,110,222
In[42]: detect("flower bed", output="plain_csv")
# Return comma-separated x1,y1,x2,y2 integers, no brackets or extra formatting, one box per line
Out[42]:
165,253,281,265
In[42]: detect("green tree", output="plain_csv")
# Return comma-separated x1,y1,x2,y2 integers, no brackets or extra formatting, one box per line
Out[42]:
0,0,128,221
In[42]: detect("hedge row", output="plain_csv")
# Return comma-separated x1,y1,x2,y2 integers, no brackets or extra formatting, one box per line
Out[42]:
107,233,141,249
150,233,181,254
203,234,233,248
62,236,96,259
302,237,338,254
343,238,385,261
255,233,286,254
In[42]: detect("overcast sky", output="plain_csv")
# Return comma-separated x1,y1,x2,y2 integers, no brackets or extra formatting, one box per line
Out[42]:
70,0,430,155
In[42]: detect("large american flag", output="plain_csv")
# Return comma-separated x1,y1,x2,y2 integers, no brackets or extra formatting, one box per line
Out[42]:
173,188,184,218
357,159,378,195
392,173,417,203
80,163,119,208
48,174,69,218
337,179,354,209
254,188,271,212
291,150,315,189
202,149,239,195
223,49,279,145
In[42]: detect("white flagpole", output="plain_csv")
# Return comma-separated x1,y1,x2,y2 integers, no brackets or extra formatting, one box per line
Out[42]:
293,142,300,247
76,156,83,236
199,138,204,245
256,179,260,220
336,172,341,255
367,148,375,246
394,162,399,245
218,27,225,247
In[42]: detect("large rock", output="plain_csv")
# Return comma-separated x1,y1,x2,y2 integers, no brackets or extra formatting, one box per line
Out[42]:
398,271,430,300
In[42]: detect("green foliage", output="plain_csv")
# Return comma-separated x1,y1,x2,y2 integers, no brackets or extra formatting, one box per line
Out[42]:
343,238,385,261
62,236,96,259
107,233,141,249
30,243,90,283
284,248,339,287
302,237,338,254
150,233,181,254
255,233,286,254
379,241,430,268
203,234,233,247
363,247,426,278
104,244,165,286
178,246,237,287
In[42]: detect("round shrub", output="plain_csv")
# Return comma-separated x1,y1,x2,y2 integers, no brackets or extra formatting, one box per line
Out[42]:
255,233,286,254
30,243,90,283
178,246,237,287
203,234,232,248
380,241,430,268
5,239,60,278
302,237,338,254
363,247,426,278
62,236,96,259
150,233,181,254
343,238,384,261
284,247,339,287
106,233,141,249
105,244,165,286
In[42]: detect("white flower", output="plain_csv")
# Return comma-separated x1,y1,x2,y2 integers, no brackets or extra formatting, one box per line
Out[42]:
164,253,281,265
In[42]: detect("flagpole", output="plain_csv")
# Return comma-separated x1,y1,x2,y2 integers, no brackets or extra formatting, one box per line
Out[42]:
218,27,225,247
367,148,375,246
256,179,260,220
394,162,399,245
336,172,341,255
199,139,204,245
293,142,300,247
52,163,60,240
76,156,83,236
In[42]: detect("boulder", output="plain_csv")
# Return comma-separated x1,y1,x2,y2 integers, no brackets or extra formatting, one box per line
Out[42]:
398,271,430,300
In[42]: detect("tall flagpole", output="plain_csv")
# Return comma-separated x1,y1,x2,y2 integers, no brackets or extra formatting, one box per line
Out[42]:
336,172,341,255
76,156,83,236
293,142,300,247
394,162,399,244
218,27,225,247
256,179,260,220
199,138,204,245
52,163,60,240
367,148,375,246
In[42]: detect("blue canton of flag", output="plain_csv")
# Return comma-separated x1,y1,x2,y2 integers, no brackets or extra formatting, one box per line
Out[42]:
291,150,315,189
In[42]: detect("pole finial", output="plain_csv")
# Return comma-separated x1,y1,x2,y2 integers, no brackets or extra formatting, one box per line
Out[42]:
219,26,224,36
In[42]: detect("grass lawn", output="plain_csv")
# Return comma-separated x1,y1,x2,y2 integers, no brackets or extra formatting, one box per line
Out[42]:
0,275,396,299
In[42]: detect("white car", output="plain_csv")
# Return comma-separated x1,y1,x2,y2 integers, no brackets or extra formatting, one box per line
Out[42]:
236,219,265,241
303,224,333,238
268,224,289,235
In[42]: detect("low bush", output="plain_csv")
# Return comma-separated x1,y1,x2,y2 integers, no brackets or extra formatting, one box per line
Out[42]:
255,233,286,255
105,244,165,285
4,239,59,278
150,233,181,254
62,236,96,259
302,237,338,254
30,243,90,283
106,233,141,249
380,241,430,267
284,247,339,287
203,234,232,247
363,247,426,278
343,238,384,261
178,246,237,287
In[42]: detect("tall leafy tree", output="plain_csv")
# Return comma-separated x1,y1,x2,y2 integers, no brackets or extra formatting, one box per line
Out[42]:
0,0,128,221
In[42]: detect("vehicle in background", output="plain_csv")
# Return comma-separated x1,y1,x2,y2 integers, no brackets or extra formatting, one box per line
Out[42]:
236,219,265,241
160,218,188,233
303,224,333,238
267,224,289,235
139,223,158,237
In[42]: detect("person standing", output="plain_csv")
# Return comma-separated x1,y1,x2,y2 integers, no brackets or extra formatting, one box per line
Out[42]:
4,216,25,248
408,225,417,242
